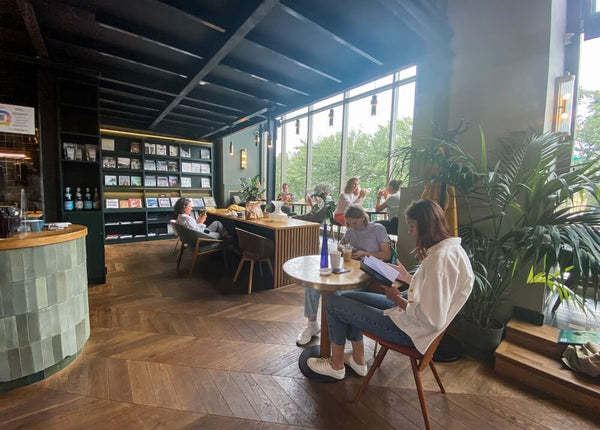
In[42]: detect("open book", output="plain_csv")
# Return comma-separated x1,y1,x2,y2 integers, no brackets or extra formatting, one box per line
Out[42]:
558,329,600,345
360,256,399,286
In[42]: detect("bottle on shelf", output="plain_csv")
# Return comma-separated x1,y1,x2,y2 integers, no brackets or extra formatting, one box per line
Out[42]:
64,187,74,212
84,187,93,210
75,187,84,211
93,188,101,210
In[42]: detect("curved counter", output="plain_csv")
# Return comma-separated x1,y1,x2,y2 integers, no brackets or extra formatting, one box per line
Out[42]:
0,225,90,388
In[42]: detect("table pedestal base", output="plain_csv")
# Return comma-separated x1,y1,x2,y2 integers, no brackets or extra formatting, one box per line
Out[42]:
298,345,349,382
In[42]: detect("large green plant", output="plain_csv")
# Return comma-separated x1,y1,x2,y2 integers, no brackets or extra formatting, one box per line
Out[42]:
239,175,264,203
397,131,600,328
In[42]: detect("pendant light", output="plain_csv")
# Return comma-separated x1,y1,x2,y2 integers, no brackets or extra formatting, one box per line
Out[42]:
295,119,300,135
370,94,378,116
328,109,334,126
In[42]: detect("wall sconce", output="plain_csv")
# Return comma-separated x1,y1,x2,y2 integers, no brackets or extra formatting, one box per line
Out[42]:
553,73,576,136
240,148,247,169
370,94,378,116
295,119,300,135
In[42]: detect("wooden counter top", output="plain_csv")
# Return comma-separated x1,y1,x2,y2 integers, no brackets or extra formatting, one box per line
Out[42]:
210,208,319,230
0,224,87,250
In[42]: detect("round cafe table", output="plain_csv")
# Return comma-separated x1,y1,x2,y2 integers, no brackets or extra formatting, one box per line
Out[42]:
283,255,371,382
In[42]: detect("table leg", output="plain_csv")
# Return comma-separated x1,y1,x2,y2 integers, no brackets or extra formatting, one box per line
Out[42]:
319,290,332,358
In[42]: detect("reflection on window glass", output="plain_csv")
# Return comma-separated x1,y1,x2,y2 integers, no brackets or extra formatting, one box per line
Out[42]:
311,106,342,196
346,89,393,208
281,118,307,200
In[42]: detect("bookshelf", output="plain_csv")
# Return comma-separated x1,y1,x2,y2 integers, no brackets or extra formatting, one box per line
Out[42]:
100,133,213,243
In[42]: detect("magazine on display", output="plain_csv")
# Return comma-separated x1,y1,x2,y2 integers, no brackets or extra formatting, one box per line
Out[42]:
558,330,600,345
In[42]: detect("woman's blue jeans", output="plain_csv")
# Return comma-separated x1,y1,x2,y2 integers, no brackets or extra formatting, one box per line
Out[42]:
326,291,414,347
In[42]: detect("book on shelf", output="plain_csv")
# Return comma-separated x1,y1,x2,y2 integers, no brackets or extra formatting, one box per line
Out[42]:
119,200,130,209
130,141,141,153
85,145,97,161
104,175,117,186
145,198,158,208
180,146,191,158
130,175,142,186
106,234,119,240
117,157,131,169
156,144,167,156
101,138,115,151
103,156,116,169
170,197,180,206
203,196,216,208
145,175,157,187
200,163,211,174
134,234,146,238
191,163,201,173
158,197,171,208
129,198,142,208
157,176,169,187
156,160,168,171
192,197,205,208
169,145,179,157
119,234,133,239
168,176,179,187
200,148,210,159
144,142,155,154
167,161,178,172
62,142,76,160
130,158,142,170
558,330,600,344
181,162,192,173
181,177,192,188
118,175,130,186
200,177,211,188
144,159,156,171
105,198,119,209
359,256,399,287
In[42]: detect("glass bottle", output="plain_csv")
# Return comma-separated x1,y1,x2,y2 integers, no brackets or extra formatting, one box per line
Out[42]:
93,188,101,210
320,223,329,268
64,187,74,212
74,187,84,211
84,187,93,210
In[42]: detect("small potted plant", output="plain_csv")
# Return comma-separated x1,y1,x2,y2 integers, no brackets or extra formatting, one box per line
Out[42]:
239,175,265,219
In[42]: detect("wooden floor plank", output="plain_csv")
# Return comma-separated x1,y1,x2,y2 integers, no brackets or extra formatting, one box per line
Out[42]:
209,369,261,420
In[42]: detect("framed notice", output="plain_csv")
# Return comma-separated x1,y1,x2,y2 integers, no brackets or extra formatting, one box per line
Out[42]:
0,103,35,135
105,198,119,209
101,138,115,152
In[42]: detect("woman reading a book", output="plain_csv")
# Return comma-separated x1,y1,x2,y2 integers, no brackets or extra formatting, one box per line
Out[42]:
296,205,391,346
307,199,474,379
173,197,228,239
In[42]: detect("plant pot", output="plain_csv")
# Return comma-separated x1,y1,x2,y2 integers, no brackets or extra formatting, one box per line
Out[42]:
458,319,504,361
245,201,263,220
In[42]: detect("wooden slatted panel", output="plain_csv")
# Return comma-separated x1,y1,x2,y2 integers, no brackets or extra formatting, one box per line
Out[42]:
274,224,319,288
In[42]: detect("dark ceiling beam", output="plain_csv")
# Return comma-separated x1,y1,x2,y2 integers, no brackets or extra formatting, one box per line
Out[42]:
200,78,287,108
167,111,225,127
156,0,226,33
244,34,341,83
96,19,203,60
15,0,47,57
202,107,268,138
375,0,451,47
99,108,155,120
95,51,187,79
99,99,161,112
278,3,382,66
218,62,309,97
149,0,281,130
99,87,167,104
175,103,238,121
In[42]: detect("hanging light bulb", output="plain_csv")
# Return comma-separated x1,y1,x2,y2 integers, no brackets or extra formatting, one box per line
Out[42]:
295,119,300,135
254,130,259,146
328,109,334,127
228,128,234,155
370,94,378,116
267,130,273,148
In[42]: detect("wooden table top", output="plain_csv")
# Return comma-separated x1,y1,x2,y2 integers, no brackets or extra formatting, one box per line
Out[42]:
283,255,371,292
209,208,319,230
0,224,87,250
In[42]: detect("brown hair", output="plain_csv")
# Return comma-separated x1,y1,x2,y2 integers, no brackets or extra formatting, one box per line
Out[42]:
344,204,369,227
344,177,359,194
174,197,192,215
388,179,402,193
405,199,452,260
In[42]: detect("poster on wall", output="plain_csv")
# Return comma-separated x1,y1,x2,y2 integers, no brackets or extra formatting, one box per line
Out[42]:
0,103,35,135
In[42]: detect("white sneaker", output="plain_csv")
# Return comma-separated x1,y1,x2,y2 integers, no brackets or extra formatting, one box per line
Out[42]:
307,357,345,380
296,323,320,346
344,351,368,376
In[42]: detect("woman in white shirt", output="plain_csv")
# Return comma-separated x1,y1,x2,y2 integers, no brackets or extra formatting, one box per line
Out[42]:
333,177,366,225
173,198,228,239
307,199,474,379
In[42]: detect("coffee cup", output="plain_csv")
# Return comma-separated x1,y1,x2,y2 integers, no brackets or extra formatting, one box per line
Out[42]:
329,250,342,269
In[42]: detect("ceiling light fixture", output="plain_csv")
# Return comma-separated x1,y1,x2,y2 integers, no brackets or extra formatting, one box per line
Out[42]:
328,109,334,127
370,94,378,116
228,128,234,156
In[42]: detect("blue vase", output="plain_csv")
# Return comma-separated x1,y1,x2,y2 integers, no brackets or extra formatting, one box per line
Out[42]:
320,223,329,268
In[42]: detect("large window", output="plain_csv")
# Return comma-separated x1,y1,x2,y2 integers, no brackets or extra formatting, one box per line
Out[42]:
276,66,417,207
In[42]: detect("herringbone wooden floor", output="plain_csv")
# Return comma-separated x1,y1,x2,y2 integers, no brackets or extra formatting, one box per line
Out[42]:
1,240,598,429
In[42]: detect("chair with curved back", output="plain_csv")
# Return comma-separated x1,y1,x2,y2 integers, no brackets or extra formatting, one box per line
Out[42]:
174,223,227,276
354,329,447,430
233,228,274,294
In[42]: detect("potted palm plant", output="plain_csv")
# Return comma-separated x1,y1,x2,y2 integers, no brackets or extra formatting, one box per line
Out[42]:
239,175,265,219
396,130,600,359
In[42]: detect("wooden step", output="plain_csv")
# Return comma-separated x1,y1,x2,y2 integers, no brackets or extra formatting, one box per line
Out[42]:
495,339,600,409
504,319,565,359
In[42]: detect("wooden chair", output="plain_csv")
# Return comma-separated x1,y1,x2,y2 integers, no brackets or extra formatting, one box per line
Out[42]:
354,330,447,430
174,224,227,276
169,219,181,256
233,228,274,294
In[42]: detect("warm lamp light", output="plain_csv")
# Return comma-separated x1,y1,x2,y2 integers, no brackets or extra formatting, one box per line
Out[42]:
240,148,247,169
267,131,273,148
553,74,576,136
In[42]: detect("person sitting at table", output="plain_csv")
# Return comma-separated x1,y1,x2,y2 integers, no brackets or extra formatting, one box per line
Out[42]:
173,197,228,239
296,205,391,346
277,183,294,214
306,199,474,379
375,179,402,235
333,177,366,226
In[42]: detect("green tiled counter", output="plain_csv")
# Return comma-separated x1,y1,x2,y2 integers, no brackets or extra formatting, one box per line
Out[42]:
0,225,90,387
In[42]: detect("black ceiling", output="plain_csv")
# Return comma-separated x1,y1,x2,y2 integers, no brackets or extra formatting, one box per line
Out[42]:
0,0,450,140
